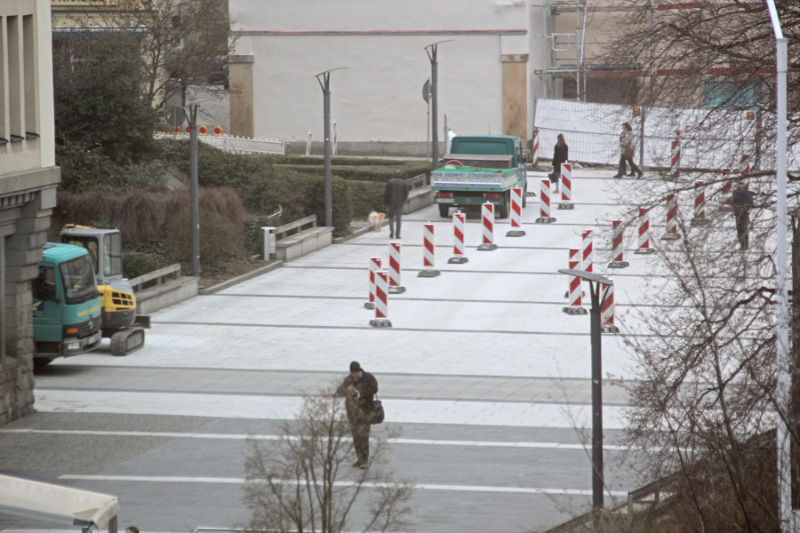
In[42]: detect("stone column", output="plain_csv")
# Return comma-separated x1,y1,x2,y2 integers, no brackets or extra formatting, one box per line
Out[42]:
501,54,529,141
229,54,255,138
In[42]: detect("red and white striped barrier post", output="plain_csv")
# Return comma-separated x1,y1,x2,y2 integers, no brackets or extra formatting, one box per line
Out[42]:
582,230,593,272
563,248,587,315
418,222,441,277
661,193,680,240
369,270,392,328
364,256,381,309
449,211,469,264
635,207,655,255
332,120,338,157
532,129,539,167
691,180,709,226
506,187,526,237
388,242,406,294
609,220,629,269
600,282,619,333
740,154,750,176
558,162,574,210
536,179,556,223
670,130,681,180
720,168,732,201
478,202,498,251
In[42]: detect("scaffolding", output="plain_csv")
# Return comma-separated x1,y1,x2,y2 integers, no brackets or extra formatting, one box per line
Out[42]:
534,0,588,101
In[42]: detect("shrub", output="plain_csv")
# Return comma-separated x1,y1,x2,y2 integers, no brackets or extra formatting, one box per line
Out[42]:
165,206,245,266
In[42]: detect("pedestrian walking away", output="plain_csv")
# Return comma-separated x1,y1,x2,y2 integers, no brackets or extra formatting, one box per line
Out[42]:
614,122,642,179
384,171,409,239
548,133,569,192
337,361,379,469
731,181,754,250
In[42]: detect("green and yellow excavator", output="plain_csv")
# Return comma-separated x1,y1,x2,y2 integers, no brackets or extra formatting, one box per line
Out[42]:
60,225,150,355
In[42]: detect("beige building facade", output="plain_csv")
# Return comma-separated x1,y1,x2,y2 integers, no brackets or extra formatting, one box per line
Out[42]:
0,0,60,424
226,0,638,155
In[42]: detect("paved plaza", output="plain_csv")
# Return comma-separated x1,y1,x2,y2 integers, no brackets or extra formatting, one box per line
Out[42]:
0,168,682,533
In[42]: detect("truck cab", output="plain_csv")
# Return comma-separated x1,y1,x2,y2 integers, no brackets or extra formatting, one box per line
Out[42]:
433,134,528,218
33,243,102,367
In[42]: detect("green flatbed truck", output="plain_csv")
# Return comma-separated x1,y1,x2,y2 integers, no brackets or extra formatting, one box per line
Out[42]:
432,134,528,218
32,243,102,367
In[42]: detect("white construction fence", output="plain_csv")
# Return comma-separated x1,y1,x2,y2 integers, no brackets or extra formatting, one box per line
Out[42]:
533,98,800,172
155,133,285,156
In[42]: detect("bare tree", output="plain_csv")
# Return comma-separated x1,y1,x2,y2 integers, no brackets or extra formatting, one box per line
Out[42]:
600,1,800,175
58,0,232,110
581,6,800,529
241,388,414,533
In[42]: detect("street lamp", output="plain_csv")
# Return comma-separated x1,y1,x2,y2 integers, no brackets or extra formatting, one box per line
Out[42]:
315,67,347,228
424,40,453,170
764,2,791,531
558,268,613,514
186,103,200,277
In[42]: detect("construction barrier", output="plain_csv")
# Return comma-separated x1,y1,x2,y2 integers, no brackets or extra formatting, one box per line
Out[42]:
558,162,575,210
662,193,680,240
478,202,498,251
582,230,593,272
670,131,681,179
635,207,655,255
332,121,338,157
388,242,406,294
449,211,469,264
601,282,619,333
418,223,441,277
364,256,381,309
506,187,526,237
532,129,539,167
563,248,587,315
536,179,556,223
691,180,709,226
720,168,732,200
608,221,629,269
741,154,750,175
369,270,392,328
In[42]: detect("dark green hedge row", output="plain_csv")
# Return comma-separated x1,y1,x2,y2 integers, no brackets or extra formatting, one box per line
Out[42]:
158,140,427,236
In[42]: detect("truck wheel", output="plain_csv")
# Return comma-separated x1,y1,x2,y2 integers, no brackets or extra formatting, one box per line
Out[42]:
438,204,449,218
498,192,510,219
33,358,51,369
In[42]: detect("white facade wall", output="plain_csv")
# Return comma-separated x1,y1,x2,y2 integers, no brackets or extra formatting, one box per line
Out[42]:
230,0,531,146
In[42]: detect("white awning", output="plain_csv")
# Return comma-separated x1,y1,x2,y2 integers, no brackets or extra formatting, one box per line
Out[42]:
0,474,119,530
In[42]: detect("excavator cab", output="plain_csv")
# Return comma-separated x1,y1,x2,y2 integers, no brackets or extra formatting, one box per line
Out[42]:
60,225,149,355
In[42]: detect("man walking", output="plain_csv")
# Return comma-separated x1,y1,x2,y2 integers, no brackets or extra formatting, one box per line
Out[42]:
384,171,409,239
731,181,754,250
338,361,378,469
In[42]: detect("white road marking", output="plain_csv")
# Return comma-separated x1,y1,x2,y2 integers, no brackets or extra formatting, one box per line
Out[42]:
0,428,629,451
59,474,628,498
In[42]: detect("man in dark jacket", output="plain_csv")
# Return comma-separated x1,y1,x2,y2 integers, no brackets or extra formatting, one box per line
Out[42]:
338,361,378,468
731,181,754,250
384,171,409,239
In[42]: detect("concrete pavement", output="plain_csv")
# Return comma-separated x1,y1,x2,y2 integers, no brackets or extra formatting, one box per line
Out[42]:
0,168,675,533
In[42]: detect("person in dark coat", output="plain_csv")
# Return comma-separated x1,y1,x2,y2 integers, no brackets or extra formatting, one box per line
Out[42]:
731,181,754,250
384,171,409,239
549,134,569,192
614,122,642,178
337,361,378,469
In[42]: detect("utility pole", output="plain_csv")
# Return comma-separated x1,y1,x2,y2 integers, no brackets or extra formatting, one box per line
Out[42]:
315,67,347,228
